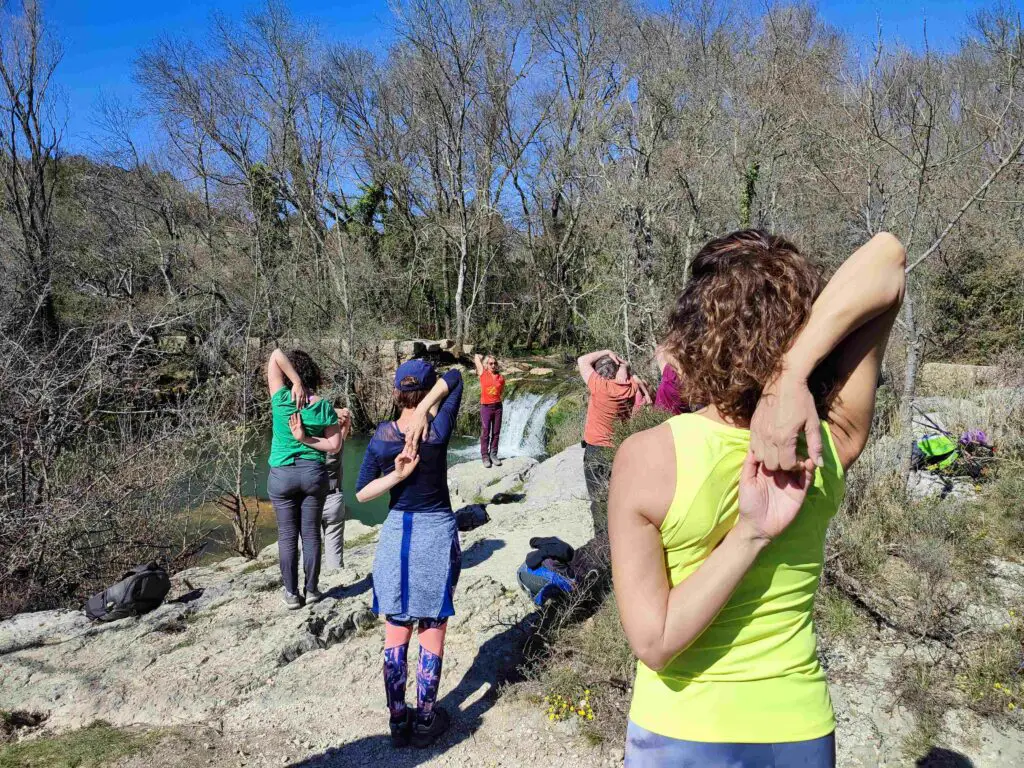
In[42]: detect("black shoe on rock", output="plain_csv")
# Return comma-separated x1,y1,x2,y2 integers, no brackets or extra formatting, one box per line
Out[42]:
412,707,450,749
390,710,412,748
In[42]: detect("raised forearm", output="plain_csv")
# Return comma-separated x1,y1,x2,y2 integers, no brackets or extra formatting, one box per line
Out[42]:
414,377,451,416
270,348,301,383
634,528,767,671
578,349,612,366
782,233,906,380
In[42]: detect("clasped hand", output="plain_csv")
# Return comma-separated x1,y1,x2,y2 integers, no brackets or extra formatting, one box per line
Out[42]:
738,373,823,542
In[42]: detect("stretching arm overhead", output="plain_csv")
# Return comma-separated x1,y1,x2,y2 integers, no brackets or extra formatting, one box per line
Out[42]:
751,232,906,471
267,348,307,406
430,369,464,443
577,349,622,383
402,370,463,456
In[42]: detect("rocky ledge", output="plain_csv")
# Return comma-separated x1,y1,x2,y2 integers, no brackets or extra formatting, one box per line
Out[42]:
0,446,602,767
2,441,1023,767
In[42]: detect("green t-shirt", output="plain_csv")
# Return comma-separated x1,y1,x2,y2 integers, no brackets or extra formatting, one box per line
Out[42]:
268,387,339,467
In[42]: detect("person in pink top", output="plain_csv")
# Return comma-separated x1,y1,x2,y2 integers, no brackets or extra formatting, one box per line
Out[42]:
654,346,688,415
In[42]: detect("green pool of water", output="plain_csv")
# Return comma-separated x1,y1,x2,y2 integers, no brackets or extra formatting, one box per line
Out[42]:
193,433,477,560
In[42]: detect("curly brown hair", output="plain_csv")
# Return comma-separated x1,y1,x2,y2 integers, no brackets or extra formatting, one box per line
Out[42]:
663,229,837,423
285,349,322,391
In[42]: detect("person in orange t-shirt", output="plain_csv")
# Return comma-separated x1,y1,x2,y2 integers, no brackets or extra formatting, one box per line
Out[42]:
474,353,505,468
577,349,651,537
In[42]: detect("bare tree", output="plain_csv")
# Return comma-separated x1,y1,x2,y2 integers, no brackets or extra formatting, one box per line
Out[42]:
0,0,63,345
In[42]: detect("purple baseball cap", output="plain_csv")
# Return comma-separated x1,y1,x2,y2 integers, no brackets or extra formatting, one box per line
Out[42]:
395,359,437,391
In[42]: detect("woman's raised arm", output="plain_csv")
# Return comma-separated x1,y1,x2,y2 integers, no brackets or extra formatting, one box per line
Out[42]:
750,232,906,471
267,348,307,406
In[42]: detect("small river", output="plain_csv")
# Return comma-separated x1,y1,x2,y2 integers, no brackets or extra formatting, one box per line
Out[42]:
192,390,559,560
249,433,479,525
192,433,477,560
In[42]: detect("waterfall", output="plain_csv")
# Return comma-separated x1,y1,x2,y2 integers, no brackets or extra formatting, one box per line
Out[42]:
451,391,558,460
497,393,558,457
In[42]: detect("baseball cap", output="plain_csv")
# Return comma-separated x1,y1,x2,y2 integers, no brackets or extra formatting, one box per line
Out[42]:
394,359,437,391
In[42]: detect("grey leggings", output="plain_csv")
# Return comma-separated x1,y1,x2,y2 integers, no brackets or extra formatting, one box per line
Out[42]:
268,460,328,595
626,721,836,768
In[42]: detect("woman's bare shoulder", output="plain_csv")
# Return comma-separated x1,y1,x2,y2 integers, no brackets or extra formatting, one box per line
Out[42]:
612,422,676,525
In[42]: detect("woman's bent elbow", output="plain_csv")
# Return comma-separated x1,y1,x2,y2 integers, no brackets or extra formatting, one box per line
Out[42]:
636,647,670,672
628,637,670,672
874,232,907,271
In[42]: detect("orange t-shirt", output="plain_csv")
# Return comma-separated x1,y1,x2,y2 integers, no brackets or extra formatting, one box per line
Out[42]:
583,374,638,447
480,370,505,405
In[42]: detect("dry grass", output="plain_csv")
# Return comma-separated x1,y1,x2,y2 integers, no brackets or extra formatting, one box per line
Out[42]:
895,658,947,760
955,614,1024,717
815,586,869,644
520,598,635,745
0,721,160,768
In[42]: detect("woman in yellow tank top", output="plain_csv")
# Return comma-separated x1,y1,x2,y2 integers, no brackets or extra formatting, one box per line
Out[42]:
609,230,906,767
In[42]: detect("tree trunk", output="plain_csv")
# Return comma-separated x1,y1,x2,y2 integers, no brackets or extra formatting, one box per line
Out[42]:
453,234,468,352
739,160,760,228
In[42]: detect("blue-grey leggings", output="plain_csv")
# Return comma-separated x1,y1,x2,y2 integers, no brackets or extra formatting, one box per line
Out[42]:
268,460,328,595
625,721,836,768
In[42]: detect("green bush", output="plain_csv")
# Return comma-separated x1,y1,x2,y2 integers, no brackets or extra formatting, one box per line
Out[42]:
544,391,586,455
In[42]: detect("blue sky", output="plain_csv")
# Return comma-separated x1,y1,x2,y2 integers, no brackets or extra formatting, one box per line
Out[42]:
43,0,1017,154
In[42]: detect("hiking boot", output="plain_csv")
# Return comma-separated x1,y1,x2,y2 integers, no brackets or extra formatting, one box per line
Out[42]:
390,710,412,748
482,455,492,468
411,707,450,749
282,591,304,610
305,588,324,604
490,453,502,467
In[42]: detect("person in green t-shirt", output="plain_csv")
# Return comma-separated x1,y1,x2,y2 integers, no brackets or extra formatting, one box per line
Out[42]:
266,347,341,610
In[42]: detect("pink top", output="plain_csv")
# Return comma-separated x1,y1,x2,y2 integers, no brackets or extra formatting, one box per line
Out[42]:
654,365,686,415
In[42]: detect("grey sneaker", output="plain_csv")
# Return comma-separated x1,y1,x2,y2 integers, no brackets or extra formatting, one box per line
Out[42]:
482,455,492,468
305,588,324,604
490,453,502,467
282,591,304,610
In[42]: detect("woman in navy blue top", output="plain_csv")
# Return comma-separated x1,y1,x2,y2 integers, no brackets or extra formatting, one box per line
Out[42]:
355,359,463,750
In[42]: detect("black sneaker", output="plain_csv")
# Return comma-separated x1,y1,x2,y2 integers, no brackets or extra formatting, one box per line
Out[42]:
390,710,412,748
482,455,492,468
282,591,304,610
411,707,450,749
306,588,324,604
490,453,502,467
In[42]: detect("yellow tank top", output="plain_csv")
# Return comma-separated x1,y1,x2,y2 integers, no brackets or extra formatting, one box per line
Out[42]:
628,413,845,743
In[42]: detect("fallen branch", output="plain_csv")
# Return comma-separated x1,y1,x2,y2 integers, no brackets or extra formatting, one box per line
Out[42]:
828,558,956,646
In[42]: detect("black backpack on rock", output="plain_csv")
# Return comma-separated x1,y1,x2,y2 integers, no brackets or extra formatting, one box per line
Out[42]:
84,562,171,622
